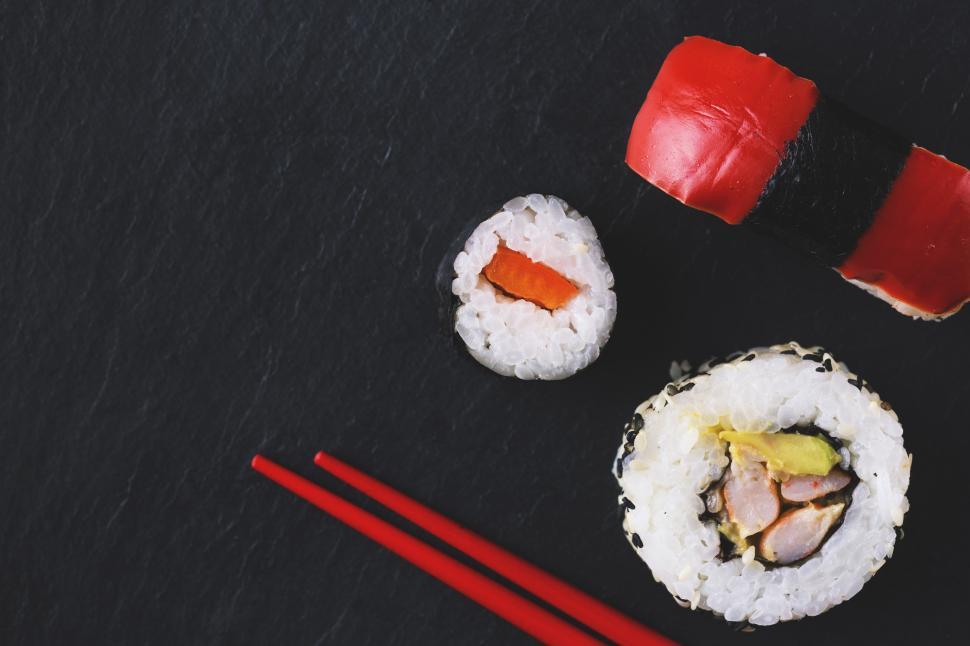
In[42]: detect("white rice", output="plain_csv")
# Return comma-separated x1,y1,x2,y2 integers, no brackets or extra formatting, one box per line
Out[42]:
614,342,911,625
451,194,616,380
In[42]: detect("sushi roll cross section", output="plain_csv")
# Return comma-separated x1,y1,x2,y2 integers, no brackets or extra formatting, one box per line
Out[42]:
627,36,970,319
615,343,911,625
451,195,616,380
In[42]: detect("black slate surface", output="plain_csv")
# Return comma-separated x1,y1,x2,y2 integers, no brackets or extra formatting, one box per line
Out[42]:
2,1,968,644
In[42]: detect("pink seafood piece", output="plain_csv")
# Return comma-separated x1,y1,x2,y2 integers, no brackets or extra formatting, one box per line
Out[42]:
781,468,852,502
759,503,845,564
722,461,780,537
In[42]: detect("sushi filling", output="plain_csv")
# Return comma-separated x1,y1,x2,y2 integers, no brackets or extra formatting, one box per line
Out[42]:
482,245,579,310
700,426,856,566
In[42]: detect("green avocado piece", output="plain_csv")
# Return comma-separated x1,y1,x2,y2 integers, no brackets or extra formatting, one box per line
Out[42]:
716,521,749,554
718,430,840,476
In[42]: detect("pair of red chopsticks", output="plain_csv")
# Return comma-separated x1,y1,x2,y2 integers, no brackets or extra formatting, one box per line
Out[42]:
251,452,676,645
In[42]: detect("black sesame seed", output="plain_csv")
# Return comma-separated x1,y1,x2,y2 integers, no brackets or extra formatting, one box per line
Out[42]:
622,497,636,510
802,353,822,362
680,382,696,392
880,401,892,411
742,353,756,362
729,619,754,632
848,377,863,390
823,358,833,371
780,349,797,356
615,458,623,478
632,413,644,431
631,533,643,548
816,366,826,373
666,385,679,396
626,430,639,443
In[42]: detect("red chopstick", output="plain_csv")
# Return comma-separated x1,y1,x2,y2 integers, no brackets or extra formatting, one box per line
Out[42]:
313,450,676,646
251,455,601,645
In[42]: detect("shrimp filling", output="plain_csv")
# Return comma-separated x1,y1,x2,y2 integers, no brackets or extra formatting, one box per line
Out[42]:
701,426,855,566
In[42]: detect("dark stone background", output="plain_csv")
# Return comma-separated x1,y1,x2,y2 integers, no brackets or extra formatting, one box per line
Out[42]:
1,1,967,644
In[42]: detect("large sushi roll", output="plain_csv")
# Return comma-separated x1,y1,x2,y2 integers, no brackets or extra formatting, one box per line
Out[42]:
452,194,616,380
626,36,969,320
614,342,911,625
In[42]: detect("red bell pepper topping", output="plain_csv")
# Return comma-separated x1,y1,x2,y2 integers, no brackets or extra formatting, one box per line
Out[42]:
626,36,818,224
839,146,970,316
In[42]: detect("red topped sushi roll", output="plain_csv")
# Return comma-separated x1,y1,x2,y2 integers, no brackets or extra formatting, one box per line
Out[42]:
627,36,970,319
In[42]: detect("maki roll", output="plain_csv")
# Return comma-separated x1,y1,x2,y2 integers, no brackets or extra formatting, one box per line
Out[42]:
626,36,969,319
614,343,911,625
451,195,616,380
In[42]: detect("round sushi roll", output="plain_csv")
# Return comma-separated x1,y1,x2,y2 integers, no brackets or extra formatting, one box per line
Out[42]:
451,194,616,380
614,342,911,625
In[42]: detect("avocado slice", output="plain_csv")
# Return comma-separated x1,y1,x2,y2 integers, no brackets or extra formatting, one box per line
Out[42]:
718,430,840,476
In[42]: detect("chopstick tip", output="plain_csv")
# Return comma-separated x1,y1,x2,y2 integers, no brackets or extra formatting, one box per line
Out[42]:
251,454,265,470
313,450,328,466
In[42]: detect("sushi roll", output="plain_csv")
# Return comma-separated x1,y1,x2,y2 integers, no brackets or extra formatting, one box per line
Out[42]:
451,194,616,380
614,343,911,625
626,36,969,320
